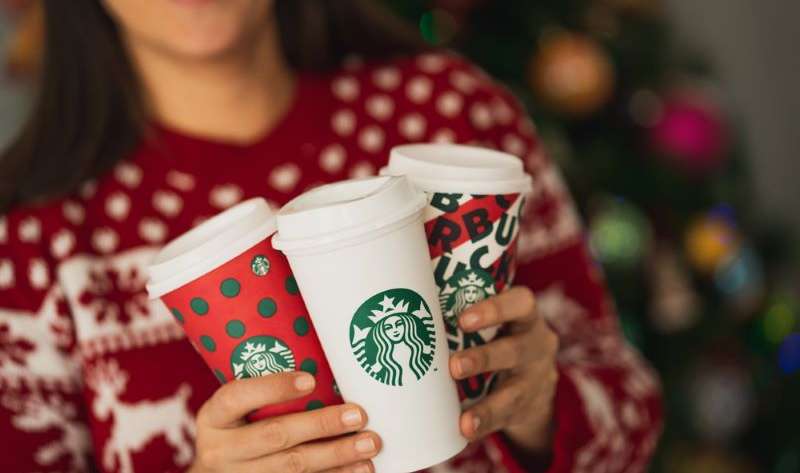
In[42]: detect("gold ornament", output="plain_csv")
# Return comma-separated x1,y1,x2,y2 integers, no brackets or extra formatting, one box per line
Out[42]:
684,214,740,274
6,0,44,78
528,32,615,117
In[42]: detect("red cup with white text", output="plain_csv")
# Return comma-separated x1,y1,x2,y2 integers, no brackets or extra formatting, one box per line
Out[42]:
383,144,533,407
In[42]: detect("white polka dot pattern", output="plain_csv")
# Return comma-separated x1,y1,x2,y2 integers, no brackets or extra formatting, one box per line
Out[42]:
28,258,49,289
51,229,75,260
349,161,376,179
319,144,347,174
209,184,243,210
114,162,143,189
332,76,360,102
358,126,385,154
63,201,85,225
470,102,494,131
406,76,433,104
491,98,515,125
502,133,526,156
365,94,395,121
417,53,448,74
152,190,183,218
432,128,457,143
18,216,41,243
166,170,196,192
436,91,463,118
105,192,131,221
331,109,357,136
92,227,119,254
139,217,168,243
399,113,427,141
269,163,302,193
373,67,401,90
450,70,479,95
0,258,13,289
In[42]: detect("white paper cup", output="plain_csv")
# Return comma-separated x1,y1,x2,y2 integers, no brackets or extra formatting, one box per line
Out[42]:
382,144,532,407
382,143,533,195
273,176,466,472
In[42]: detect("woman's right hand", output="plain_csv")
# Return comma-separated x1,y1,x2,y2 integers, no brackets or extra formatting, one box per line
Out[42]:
189,372,380,473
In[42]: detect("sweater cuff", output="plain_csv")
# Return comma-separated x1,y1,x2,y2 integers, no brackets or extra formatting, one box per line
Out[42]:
487,364,581,473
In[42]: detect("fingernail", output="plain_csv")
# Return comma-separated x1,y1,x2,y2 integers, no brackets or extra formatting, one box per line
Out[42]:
460,311,480,329
294,374,315,391
355,436,376,454
457,357,475,377
471,414,481,434
353,463,372,473
341,408,363,427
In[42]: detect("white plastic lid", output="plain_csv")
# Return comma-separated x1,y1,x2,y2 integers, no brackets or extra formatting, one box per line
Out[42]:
384,143,533,194
273,176,426,254
146,198,276,299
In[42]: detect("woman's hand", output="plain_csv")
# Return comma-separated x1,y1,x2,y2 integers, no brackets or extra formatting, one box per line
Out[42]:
189,372,381,473
450,287,559,453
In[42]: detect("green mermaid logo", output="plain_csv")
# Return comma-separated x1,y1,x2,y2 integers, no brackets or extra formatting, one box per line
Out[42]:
440,269,497,328
350,289,436,386
231,335,295,379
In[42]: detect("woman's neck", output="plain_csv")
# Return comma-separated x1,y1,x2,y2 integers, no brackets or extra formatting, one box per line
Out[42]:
127,16,294,144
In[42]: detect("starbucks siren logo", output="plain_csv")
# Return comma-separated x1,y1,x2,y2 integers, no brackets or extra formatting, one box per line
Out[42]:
251,255,271,276
440,269,497,328
350,289,436,387
231,335,295,379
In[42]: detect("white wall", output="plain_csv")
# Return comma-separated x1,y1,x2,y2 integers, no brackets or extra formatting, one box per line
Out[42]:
664,0,800,229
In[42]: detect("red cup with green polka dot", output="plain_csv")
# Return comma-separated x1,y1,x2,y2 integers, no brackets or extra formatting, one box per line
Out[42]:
147,198,342,420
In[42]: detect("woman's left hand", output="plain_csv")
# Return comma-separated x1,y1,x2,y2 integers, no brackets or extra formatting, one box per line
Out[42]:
449,286,559,452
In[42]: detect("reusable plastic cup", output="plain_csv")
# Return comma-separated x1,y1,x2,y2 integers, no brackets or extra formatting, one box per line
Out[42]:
146,198,342,420
272,176,466,473
383,143,533,407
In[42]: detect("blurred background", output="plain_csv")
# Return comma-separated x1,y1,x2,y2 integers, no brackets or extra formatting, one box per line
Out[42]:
1,1,798,472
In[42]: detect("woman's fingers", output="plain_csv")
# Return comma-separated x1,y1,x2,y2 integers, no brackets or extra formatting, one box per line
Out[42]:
245,431,381,473
450,333,528,379
460,375,531,440
458,287,537,331
197,372,315,428
222,403,369,461
451,314,558,378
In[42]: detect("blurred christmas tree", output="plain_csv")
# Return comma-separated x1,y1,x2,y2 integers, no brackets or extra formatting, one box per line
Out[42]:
383,0,800,471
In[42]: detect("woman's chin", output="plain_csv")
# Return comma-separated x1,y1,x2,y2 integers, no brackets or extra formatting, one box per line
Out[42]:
161,29,247,60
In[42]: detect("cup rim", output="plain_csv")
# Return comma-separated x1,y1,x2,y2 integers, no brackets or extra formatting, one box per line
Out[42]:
146,198,276,299
273,176,427,254
146,220,274,299
385,143,533,194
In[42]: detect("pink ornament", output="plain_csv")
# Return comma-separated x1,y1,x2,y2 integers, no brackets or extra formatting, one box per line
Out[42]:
649,91,728,173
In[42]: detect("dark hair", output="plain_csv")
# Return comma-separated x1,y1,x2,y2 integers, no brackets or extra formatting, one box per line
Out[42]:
0,0,422,212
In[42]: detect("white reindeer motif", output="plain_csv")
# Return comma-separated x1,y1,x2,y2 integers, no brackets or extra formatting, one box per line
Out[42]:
571,367,632,473
2,392,91,472
85,360,196,473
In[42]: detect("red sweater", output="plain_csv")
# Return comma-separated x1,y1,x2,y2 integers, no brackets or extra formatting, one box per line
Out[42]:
0,53,662,473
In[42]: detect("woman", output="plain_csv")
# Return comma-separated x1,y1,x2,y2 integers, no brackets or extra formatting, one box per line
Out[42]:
0,0,663,472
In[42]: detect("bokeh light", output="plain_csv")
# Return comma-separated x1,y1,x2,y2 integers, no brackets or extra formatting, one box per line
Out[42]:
778,333,800,375
589,197,651,269
760,295,797,346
